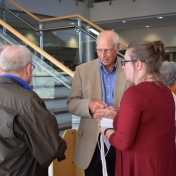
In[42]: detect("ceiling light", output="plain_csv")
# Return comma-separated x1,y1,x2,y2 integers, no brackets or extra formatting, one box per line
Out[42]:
122,21,126,23
88,28,100,35
70,23,75,25
145,26,150,28
157,16,163,19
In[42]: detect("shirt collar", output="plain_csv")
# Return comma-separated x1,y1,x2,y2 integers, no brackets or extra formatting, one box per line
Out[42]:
1,74,32,90
99,56,118,73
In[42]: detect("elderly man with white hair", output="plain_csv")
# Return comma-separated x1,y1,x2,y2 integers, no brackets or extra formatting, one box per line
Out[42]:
0,45,67,176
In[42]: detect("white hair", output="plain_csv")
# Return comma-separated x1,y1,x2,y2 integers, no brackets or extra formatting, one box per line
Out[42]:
160,61,176,86
0,45,32,73
96,30,119,45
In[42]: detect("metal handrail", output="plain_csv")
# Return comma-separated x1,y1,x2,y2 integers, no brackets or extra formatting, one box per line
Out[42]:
0,3,37,31
0,3,96,40
0,28,72,89
32,59,71,89
8,0,128,48
0,19,75,77
0,2,124,58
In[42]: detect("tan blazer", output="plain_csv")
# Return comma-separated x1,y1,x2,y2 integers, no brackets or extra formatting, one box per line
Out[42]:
67,58,131,169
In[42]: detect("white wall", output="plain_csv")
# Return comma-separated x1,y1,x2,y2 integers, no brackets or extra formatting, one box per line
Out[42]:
117,25,176,48
9,0,89,18
11,0,176,23
90,0,176,22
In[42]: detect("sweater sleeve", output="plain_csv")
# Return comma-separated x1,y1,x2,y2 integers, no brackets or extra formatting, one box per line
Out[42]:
109,87,148,151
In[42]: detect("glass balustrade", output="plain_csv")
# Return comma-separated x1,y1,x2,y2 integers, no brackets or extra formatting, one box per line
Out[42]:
0,0,126,67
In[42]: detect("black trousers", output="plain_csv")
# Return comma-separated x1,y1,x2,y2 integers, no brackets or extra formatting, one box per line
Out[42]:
84,141,116,176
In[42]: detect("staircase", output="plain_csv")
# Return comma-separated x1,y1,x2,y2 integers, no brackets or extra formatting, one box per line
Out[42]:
31,53,73,133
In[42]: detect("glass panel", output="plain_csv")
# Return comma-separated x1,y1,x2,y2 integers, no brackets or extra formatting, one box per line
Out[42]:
42,18,78,28
75,20,100,39
31,53,72,132
42,28,80,70
0,2,40,46
119,44,126,58
79,30,97,64
43,18,99,39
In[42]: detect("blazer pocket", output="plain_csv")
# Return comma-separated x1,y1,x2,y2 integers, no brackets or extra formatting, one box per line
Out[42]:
78,127,84,137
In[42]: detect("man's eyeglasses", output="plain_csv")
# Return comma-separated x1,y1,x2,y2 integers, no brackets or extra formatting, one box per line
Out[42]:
95,43,118,53
121,59,145,66
30,63,35,71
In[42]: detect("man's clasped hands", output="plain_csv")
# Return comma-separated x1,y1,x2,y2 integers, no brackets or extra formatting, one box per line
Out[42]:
89,99,117,139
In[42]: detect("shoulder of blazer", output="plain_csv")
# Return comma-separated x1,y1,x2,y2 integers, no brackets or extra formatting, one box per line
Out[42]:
76,59,99,73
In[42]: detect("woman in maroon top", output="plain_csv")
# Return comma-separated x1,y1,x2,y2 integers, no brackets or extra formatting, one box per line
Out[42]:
95,40,176,176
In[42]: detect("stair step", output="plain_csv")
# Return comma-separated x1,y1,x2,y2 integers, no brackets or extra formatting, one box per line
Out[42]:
42,96,68,101
55,112,72,130
31,82,71,88
58,122,72,131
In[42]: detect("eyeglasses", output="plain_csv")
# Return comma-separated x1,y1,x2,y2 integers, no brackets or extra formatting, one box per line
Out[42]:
95,43,118,53
121,59,145,66
30,63,35,71
121,59,137,66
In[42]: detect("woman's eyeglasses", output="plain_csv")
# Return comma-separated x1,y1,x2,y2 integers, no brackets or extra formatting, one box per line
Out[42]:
121,59,145,66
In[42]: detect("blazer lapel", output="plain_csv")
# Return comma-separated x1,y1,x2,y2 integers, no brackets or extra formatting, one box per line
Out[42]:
89,60,102,100
114,57,127,107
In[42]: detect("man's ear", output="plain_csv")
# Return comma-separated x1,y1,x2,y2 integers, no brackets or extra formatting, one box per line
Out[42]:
24,63,32,84
26,63,31,75
116,43,120,54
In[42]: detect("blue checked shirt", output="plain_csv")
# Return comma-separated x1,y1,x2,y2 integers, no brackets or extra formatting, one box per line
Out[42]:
99,57,118,106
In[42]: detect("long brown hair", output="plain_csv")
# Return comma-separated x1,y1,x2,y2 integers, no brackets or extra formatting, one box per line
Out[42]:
128,40,165,85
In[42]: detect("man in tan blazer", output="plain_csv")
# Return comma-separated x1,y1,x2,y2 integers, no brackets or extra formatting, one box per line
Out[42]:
67,31,131,176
